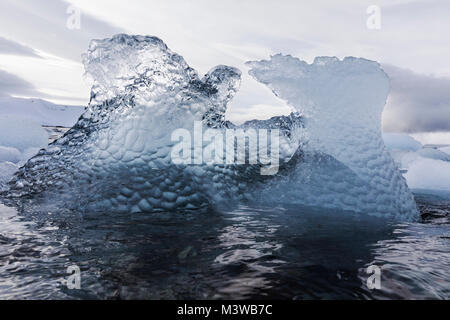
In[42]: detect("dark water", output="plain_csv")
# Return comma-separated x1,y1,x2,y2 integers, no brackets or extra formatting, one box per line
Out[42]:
0,191,449,300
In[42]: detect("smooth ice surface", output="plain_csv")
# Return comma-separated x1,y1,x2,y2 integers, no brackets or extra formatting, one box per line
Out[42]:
247,54,418,220
4,35,418,220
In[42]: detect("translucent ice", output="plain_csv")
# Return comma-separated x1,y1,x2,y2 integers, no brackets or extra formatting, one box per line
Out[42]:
5,35,269,212
382,133,450,191
4,35,418,220
247,55,418,220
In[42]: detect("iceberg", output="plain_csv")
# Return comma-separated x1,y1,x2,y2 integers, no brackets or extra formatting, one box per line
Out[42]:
405,158,450,191
247,55,418,219
381,132,450,191
2,34,418,220
0,97,84,128
416,148,450,162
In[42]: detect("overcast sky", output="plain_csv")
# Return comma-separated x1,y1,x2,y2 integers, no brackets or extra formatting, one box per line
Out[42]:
0,0,449,142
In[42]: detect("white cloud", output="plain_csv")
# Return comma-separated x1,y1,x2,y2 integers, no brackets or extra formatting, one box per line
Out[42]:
0,52,88,105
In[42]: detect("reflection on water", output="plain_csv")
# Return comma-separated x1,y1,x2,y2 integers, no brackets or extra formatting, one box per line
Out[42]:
366,223,450,299
0,204,71,299
0,192,448,299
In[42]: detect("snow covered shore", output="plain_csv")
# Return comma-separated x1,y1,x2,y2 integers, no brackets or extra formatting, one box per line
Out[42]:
0,97,83,189
384,133,450,191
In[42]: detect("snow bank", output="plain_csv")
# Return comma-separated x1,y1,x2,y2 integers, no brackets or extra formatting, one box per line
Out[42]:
0,115,47,187
0,115,48,151
382,133,450,191
0,95,83,191
0,97,84,128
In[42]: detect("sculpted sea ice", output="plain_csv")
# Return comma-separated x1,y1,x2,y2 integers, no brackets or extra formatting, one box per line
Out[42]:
3,34,418,220
247,55,418,220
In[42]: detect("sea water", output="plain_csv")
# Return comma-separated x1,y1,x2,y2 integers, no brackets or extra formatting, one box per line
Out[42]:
0,191,448,300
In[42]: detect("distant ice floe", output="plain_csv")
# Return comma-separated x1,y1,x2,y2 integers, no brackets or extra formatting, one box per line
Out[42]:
405,158,450,191
383,132,450,191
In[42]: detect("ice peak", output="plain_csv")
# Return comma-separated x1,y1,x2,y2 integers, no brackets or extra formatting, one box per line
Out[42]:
201,65,241,127
82,34,199,104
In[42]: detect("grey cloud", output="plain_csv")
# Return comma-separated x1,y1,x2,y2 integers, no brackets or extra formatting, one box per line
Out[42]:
0,69,37,97
382,64,450,133
0,37,41,57
0,69,84,103
0,0,124,63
